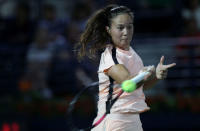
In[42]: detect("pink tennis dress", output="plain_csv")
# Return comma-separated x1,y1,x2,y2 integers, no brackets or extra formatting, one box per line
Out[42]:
92,45,150,131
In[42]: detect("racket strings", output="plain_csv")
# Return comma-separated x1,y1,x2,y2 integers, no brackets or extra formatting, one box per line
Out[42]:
67,82,123,131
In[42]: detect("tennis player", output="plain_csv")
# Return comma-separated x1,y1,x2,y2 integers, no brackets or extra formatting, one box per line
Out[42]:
75,4,176,131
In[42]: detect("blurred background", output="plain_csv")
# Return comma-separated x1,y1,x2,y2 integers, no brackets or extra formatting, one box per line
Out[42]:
0,0,200,130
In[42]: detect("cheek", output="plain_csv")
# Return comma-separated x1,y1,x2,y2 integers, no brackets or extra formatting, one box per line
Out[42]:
129,28,134,35
111,30,121,39
112,34,121,43
130,31,133,38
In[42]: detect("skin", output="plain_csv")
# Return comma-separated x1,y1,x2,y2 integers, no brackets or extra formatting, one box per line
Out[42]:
106,13,133,51
105,13,176,88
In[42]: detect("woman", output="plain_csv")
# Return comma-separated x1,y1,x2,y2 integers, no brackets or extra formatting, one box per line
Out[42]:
76,4,176,131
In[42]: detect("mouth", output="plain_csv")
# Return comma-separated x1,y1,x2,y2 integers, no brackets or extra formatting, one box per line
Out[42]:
121,37,129,40
121,39,128,41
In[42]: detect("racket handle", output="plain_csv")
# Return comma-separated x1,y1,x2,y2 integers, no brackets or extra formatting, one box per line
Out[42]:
130,71,150,84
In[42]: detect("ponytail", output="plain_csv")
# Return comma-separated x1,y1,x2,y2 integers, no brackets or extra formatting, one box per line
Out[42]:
75,4,133,60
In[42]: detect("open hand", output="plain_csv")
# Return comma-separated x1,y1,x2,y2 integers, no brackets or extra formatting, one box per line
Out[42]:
156,56,176,79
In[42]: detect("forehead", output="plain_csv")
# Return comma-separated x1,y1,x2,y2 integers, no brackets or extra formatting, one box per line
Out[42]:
111,13,133,25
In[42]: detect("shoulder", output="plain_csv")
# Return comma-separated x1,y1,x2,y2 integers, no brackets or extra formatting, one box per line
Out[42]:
130,47,144,65
100,44,113,60
98,45,115,72
130,47,139,56
102,44,113,53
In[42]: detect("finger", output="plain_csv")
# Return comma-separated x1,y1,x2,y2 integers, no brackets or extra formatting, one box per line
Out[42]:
159,56,164,65
163,75,167,79
163,71,168,76
159,70,163,74
163,70,168,74
164,63,176,69
159,72,167,79
140,67,148,74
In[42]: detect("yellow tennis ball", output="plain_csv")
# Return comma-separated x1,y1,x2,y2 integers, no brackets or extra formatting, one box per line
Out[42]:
122,80,136,93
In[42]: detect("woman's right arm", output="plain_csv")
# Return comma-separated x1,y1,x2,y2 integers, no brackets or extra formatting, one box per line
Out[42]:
106,64,132,84
106,64,151,88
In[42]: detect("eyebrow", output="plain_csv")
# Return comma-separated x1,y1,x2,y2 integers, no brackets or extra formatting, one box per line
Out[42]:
116,23,133,26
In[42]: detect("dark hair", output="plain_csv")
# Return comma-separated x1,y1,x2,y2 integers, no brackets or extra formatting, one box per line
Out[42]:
75,4,133,60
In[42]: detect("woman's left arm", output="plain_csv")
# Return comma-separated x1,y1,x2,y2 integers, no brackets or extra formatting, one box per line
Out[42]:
143,56,176,89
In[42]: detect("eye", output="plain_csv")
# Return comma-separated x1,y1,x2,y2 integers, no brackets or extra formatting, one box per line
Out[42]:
127,25,133,29
117,26,124,30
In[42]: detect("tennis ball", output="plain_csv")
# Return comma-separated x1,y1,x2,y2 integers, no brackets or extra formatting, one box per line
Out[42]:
122,80,136,93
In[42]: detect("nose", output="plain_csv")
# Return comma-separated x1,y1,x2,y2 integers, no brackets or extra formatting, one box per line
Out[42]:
123,28,128,36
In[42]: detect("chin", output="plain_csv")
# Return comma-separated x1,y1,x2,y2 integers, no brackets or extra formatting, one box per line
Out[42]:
121,42,129,47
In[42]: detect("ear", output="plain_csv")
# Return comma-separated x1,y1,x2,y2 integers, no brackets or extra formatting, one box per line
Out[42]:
106,26,110,35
